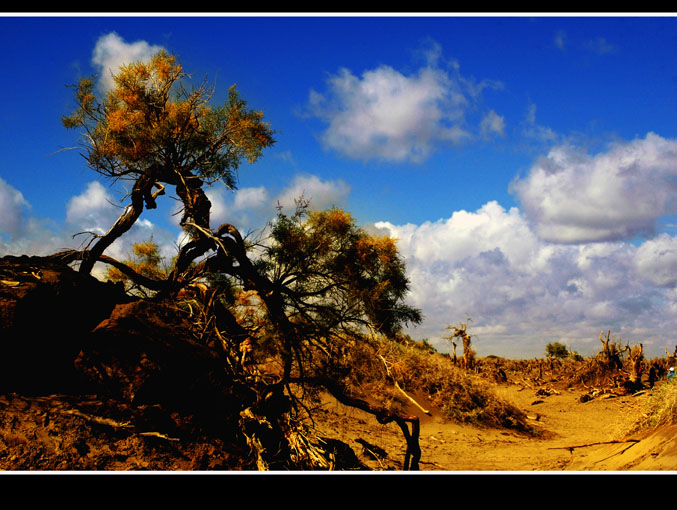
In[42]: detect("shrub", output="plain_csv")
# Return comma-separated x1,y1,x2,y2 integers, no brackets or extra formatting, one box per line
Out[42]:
366,338,535,434
545,342,569,359
632,380,677,432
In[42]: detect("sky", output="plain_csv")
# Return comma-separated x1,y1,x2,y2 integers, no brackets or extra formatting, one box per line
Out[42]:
1,13,676,359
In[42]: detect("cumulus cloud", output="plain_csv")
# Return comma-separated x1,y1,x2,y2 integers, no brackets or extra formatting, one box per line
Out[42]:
66,181,120,235
511,133,677,243
376,201,677,359
91,32,165,92
307,49,501,163
634,233,677,287
0,177,30,239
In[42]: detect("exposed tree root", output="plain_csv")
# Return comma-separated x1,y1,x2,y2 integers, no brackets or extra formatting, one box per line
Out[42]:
300,375,421,470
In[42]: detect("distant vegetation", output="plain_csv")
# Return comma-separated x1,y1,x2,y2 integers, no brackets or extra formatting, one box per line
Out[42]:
545,341,569,359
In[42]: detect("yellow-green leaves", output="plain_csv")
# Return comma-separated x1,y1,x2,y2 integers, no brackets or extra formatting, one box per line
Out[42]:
62,51,274,185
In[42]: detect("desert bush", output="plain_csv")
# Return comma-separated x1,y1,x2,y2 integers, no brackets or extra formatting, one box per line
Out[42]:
545,342,569,359
632,380,677,432
368,339,534,433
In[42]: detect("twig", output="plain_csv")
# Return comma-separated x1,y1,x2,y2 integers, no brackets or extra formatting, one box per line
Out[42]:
139,431,180,441
548,439,640,451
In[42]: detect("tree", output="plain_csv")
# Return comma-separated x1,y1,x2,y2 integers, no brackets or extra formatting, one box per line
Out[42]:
445,318,475,370
545,341,569,359
257,202,423,381
58,53,425,469
166,201,424,469
62,50,275,283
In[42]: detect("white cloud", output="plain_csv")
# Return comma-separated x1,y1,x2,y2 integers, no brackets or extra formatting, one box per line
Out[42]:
205,185,271,233
0,177,30,239
201,174,350,235
521,102,558,145
276,174,350,212
0,218,68,258
307,56,490,163
91,32,165,92
635,233,677,287
511,133,677,243
376,200,677,359
480,110,506,138
66,181,120,235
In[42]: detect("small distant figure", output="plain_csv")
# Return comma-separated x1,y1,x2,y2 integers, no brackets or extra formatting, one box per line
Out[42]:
648,365,656,389
668,367,676,383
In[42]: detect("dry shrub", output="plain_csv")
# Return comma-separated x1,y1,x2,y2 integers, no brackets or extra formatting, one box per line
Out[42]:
631,381,677,432
346,338,534,434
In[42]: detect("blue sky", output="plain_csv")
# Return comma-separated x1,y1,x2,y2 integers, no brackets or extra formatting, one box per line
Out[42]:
1,14,676,359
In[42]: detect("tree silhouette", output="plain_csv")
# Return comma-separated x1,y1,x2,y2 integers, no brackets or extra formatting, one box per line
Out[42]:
59,52,425,469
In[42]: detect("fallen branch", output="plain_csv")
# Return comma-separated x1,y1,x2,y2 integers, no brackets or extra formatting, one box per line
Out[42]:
61,409,133,429
548,439,640,451
378,354,431,416
138,431,181,442
61,409,179,441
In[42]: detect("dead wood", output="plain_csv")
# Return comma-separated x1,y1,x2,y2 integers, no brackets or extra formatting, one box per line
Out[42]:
548,439,640,451
378,354,431,416
300,375,422,470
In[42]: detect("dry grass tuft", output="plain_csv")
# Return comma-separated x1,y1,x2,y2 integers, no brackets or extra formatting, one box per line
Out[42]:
632,381,677,432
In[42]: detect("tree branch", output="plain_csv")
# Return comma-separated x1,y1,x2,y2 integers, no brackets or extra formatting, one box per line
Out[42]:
297,375,422,470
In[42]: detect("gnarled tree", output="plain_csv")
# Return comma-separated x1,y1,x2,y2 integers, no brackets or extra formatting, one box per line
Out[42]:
59,52,425,470
445,318,475,371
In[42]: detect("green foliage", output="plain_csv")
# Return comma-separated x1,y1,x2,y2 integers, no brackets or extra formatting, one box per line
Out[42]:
262,202,422,340
545,341,569,359
419,338,438,354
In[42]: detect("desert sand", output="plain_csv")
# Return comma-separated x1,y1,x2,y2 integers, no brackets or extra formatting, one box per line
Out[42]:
313,379,677,472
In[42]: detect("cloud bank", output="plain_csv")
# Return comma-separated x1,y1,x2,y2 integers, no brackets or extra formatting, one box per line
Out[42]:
376,201,677,359
373,133,677,358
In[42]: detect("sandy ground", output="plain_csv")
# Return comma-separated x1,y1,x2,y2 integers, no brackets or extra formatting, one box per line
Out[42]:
313,380,677,472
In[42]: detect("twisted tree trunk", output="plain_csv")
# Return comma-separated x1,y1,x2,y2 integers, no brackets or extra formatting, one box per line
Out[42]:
78,175,164,276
